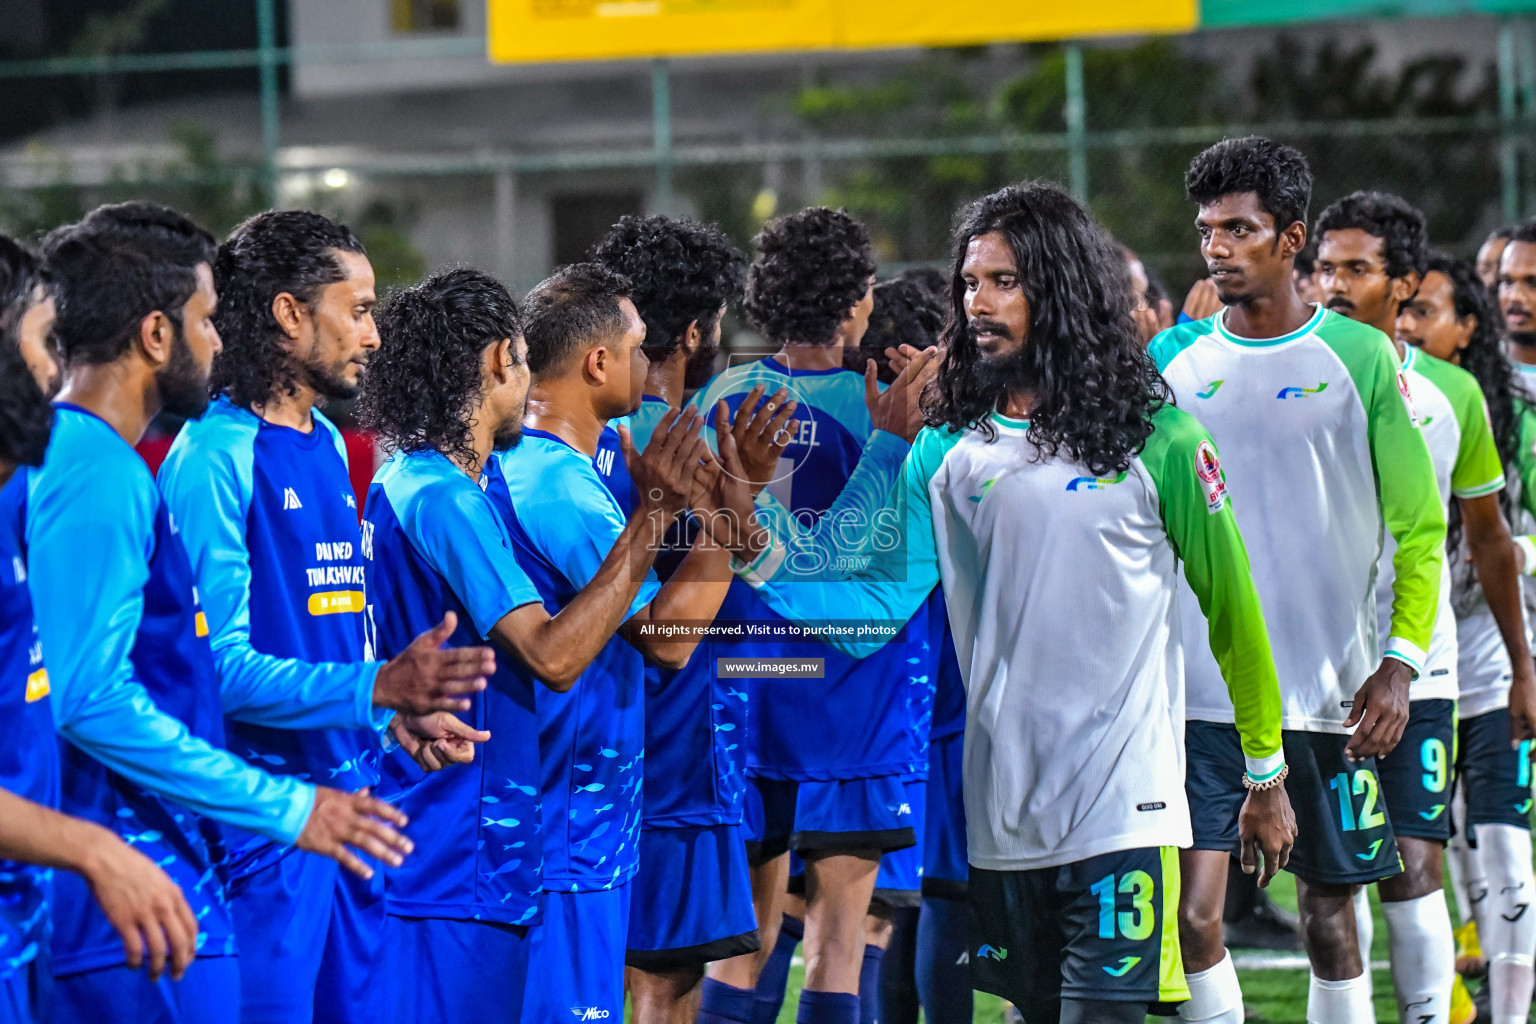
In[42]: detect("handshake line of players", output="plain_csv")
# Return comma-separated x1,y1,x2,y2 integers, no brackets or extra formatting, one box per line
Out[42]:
2,129,1536,1024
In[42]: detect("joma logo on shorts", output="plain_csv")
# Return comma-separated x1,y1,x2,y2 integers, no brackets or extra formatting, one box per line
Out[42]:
571,1009,610,1020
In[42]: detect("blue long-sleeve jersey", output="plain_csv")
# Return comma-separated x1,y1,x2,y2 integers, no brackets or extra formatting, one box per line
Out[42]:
25,405,314,973
487,432,659,892
689,359,927,780
158,398,389,879
362,449,545,926
0,476,57,979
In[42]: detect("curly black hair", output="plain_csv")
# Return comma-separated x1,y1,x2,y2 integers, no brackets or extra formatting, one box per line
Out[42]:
210,210,366,407
1506,218,1536,246
849,277,945,384
359,268,522,465
43,201,216,367
1488,225,1516,245
588,215,745,361
1425,253,1523,558
744,207,876,346
1186,136,1313,234
929,181,1171,476
0,235,52,470
522,262,632,377
1314,190,1428,281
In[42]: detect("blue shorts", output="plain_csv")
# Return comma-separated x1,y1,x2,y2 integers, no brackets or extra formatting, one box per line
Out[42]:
314,856,385,1024
228,850,337,1024
873,778,927,908
0,959,49,1024
524,882,631,1022
923,732,968,899
1377,699,1456,842
1186,722,1401,885
745,775,918,862
1457,707,1534,833
383,914,531,1023
626,824,759,970
53,956,240,1024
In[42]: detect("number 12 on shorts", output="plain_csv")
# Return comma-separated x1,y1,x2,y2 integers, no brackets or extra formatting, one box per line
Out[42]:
1329,769,1385,832
1089,871,1154,940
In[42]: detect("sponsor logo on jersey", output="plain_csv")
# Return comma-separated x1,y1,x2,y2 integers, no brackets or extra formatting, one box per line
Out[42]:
1195,440,1228,514
1103,956,1141,977
969,477,999,503
1136,801,1166,812
10,555,24,584
24,669,49,703
595,447,616,476
282,487,303,510
570,1008,611,1021
345,493,357,510
1276,382,1328,399
1065,472,1127,492
1418,415,1434,426
1195,380,1224,399
194,612,209,637
308,591,366,616
976,944,1007,961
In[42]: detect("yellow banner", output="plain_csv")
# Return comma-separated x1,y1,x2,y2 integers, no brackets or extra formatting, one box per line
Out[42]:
489,0,1195,62
309,591,366,617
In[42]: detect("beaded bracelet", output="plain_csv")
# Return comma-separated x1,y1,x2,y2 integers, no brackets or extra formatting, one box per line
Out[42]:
1242,764,1289,792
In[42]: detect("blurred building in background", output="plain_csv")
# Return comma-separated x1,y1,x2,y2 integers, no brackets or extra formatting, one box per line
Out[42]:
0,0,1531,307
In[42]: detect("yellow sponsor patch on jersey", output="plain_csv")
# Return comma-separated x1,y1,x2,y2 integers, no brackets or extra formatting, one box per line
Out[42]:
308,591,365,616
194,611,209,637
25,668,49,703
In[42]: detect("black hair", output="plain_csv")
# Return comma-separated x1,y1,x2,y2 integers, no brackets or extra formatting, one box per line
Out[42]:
1506,219,1536,246
0,235,52,469
896,266,948,304
1314,190,1428,281
359,268,522,465
210,210,367,407
1294,240,1317,278
42,201,216,367
588,215,745,361
852,277,945,384
1487,225,1516,245
521,263,632,377
744,207,876,346
1425,253,1522,559
929,181,1171,476
1185,136,1313,233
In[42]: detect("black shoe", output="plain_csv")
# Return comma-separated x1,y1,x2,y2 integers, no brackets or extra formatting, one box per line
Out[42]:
1223,893,1303,950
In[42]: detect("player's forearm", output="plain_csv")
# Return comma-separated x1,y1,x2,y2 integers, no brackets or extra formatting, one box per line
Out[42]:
0,787,123,874
1465,508,1535,682
215,642,387,732
628,540,733,667
59,685,315,844
493,512,659,689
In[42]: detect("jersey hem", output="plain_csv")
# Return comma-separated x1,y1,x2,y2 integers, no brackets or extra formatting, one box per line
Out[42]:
965,830,1193,874
743,763,915,781
52,940,239,978
539,866,639,892
1188,710,1356,735
640,811,746,830
383,897,540,927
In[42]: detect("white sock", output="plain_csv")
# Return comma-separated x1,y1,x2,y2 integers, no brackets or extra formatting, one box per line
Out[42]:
1307,972,1376,1024
1380,891,1455,1024
1478,824,1536,1023
1177,949,1243,1024
1352,886,1374,996
1446,791,1485,928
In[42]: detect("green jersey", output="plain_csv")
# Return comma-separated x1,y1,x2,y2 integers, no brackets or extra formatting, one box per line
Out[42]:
732,404,1284,871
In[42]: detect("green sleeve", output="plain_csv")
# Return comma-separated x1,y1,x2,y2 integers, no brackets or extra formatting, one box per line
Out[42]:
1418,353,1506,498
1516,398,1536,522
1320,320,1446,672
1141,405,1284,775
741,426,955,657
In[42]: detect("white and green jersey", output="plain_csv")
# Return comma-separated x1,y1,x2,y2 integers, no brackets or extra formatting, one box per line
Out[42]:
1455,389,1536,717
1372,346,1505,701
1151,305,1445,734
731,404,1285,872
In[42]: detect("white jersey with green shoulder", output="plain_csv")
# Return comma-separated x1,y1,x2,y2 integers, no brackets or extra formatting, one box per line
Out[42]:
1150,305,1446,734
729,404,1285,872
1372,346,1505,701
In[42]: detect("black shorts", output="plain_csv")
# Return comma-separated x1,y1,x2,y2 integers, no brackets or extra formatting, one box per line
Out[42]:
1376,699,1456,842
969,847,1188,1013
1185,723,1401,885
1457,707,1534,833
